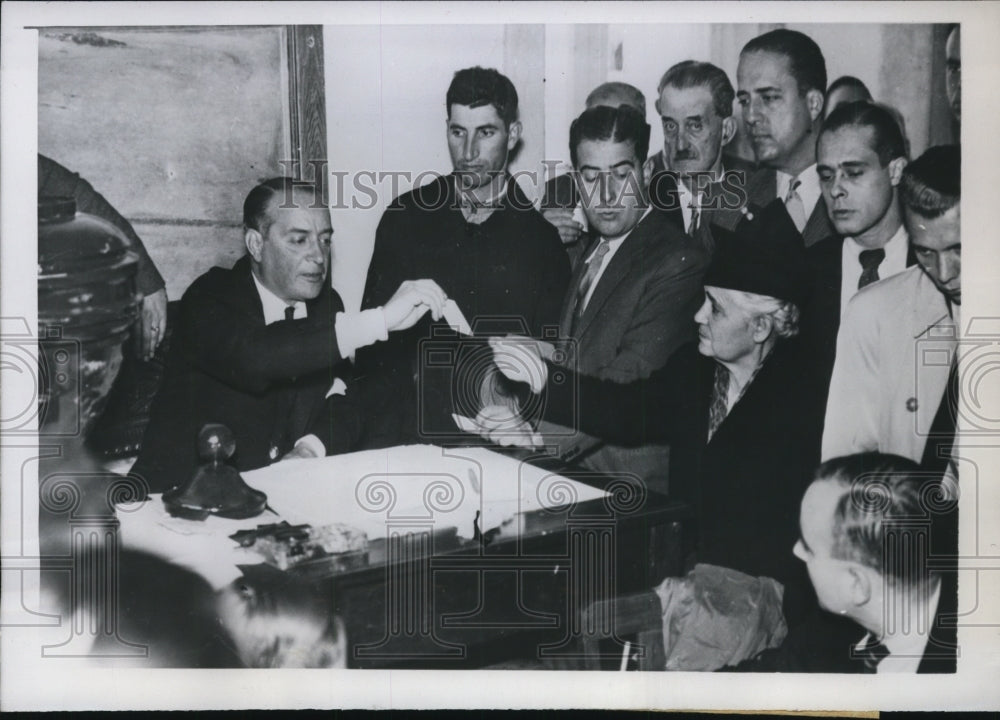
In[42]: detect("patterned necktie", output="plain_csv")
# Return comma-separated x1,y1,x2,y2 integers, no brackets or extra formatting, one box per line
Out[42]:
573,239,611,319
858,635,890,673
858,248,886,289
687,199,701,236
284,305,296,321
784,176,807,232
707,363,730,442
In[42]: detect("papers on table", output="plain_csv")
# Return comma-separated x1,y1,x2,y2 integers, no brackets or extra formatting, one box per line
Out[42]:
243,444,607,542
117,444,608,589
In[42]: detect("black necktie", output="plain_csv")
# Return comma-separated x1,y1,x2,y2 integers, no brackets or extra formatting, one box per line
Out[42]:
284,305,296,321
858,248,886,289
859,636,890,673
921,356,959,476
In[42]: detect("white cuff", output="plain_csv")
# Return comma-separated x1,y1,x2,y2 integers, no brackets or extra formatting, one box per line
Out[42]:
294,434,326,458
334,308,389,359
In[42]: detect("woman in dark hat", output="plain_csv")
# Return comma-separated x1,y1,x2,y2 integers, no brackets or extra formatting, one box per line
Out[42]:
484,199,825,623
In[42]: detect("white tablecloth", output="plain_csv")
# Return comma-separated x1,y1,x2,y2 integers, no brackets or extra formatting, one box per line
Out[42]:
117,444,607,589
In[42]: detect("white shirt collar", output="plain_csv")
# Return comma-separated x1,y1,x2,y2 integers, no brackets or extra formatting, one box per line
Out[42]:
856,580,942,673
777,164,822,219
251,269,306,325
579,206,652,310
840,223,909,316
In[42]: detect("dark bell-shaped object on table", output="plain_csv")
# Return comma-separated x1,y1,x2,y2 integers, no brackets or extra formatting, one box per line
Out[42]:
162,424,268,521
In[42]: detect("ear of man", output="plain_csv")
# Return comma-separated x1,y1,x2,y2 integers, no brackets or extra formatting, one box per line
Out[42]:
805,88,825,123
245,228,264,263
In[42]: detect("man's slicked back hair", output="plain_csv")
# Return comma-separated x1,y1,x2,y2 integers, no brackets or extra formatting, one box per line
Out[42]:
569,105,651,168
821,100,907,167
657,60,736,119
742,28,827,97
900,144,961,219
243,177,323,237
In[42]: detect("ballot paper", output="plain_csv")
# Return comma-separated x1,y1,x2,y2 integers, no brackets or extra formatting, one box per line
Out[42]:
116,445,607,589
442,298,473,335
243,444,606,542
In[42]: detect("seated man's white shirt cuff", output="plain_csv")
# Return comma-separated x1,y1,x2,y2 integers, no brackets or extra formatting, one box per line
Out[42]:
294,434,326,458
334,308,389,360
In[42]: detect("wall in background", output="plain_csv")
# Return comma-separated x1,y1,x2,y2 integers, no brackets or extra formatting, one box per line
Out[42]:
38,26,289,302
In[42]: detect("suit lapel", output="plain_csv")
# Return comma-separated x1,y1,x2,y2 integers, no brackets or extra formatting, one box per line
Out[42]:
571,211,663,338
802,196,832,247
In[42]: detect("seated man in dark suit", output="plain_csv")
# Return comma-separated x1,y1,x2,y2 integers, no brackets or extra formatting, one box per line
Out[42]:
801,101,913,408
744,452,957,673
132,178,445,492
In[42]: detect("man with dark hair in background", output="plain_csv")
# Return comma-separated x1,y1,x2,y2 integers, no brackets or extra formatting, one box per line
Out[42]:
300,67,569,455
133,178,445,489
650,60,754,250
538,104,708,493
736,29,835,246
822,145,961,482
540,81,647,249
801,101,914,407
945,25,961,126
822,76,872,119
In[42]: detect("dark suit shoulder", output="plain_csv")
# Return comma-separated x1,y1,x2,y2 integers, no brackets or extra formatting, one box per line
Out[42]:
806,234,844,262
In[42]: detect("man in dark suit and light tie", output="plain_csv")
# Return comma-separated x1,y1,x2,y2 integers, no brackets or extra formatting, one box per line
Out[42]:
801,101,914,407
735,29,835,246
541,104,709,493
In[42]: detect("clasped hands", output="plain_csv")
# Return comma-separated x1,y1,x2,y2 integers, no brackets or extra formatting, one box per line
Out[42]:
472,336,553,448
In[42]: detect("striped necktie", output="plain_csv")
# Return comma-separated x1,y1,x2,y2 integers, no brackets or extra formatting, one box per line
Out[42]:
784,176,806,232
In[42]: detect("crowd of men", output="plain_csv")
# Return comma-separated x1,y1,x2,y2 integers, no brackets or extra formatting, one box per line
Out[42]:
46,25,962,672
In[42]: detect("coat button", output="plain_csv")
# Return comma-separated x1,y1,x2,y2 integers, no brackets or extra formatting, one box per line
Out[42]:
906,397,918,412
269,445,279,460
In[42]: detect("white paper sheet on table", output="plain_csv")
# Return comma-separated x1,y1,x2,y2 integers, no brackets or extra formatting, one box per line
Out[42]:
243,444,607,542
117,445,608,589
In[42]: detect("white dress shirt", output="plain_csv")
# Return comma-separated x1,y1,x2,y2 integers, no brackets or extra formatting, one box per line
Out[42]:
840,224,910,317
856,580,941,673
250,270,390,459
578,206,653,312
777,164,822,222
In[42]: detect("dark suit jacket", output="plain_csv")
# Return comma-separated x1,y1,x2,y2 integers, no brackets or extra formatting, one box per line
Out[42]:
739,569,958,673
545,208,709,491
800,234,917,415
713,167,833,247
544,340,824,623
132,256,348,493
